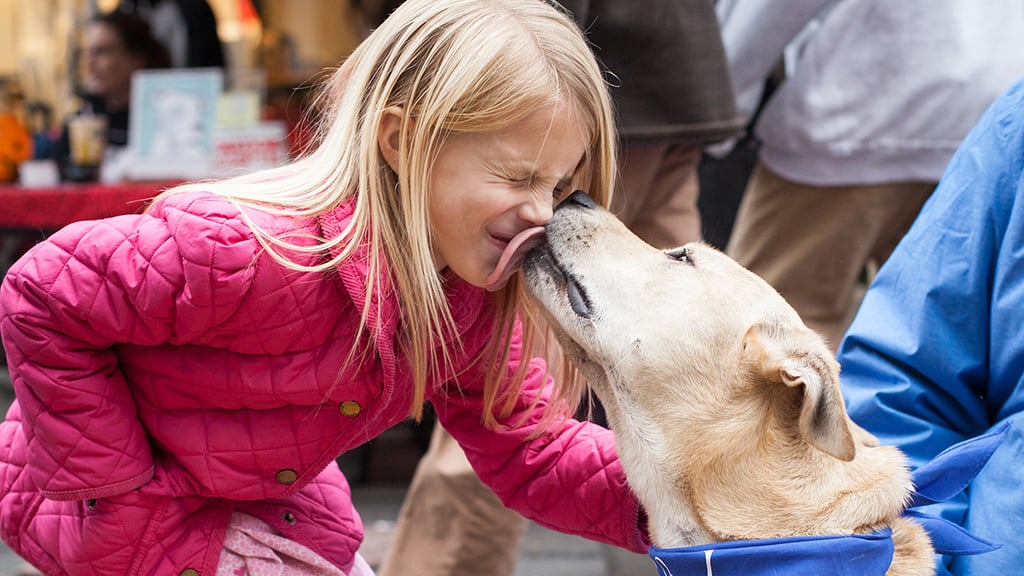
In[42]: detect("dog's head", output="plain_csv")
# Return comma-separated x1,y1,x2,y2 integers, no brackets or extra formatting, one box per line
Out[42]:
524,190,924,557
523,191,856,465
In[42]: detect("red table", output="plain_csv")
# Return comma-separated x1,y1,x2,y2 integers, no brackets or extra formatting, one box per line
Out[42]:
0,180,181,230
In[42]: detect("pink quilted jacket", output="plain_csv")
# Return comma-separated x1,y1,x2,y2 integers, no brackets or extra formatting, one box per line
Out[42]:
0,191,648,575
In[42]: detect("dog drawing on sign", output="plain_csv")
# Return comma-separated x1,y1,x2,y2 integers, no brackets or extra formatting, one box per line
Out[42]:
146,89,208,164
522,191,938,575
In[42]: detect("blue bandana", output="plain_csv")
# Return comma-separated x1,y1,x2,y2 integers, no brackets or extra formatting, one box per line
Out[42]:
649,424,1009,576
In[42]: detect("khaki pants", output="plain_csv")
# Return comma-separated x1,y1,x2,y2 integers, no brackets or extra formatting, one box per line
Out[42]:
376,425,527,576
377,144,703,576
612,143,703,249
727,164,934,348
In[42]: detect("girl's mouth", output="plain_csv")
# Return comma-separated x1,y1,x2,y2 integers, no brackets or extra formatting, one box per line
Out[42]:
484,226,546,291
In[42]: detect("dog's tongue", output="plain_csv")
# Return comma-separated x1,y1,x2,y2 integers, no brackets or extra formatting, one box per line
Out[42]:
485,226,546,292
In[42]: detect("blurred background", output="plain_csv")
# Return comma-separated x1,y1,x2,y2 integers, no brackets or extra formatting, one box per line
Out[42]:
0,0,368,128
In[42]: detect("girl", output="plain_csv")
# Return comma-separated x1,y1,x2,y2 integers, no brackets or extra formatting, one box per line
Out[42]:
0,1,649,574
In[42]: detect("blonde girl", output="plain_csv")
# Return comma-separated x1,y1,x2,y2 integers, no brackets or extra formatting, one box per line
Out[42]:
0,1,649,574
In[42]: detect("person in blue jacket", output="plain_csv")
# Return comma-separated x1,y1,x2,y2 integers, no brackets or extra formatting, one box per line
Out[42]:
839,76,1024,576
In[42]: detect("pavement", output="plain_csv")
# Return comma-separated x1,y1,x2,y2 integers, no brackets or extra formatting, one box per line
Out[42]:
352,485,653,576
0,367,655,575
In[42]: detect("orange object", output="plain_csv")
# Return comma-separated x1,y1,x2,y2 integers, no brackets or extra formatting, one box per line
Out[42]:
0,113,32,182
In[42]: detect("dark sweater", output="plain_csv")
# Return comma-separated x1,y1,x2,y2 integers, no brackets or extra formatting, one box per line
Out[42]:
559,0,744,144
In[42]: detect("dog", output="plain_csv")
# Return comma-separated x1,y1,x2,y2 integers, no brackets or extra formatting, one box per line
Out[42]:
522,191,936,575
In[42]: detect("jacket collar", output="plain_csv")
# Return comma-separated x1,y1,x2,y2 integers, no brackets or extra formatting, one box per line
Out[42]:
318,201,400,376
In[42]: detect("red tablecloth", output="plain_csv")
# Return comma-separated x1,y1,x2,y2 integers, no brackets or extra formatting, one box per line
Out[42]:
0,180,181,230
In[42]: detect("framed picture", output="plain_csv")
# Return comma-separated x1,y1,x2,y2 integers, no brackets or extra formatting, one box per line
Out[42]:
127,68,224,180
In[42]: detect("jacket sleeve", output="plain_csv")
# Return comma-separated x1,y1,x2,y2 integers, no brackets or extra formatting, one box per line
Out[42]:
838,79,1024,524
430,318,650,554
0,192,260,501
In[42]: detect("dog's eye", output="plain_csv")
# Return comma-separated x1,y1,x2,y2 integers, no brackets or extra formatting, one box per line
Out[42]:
666,247,694,265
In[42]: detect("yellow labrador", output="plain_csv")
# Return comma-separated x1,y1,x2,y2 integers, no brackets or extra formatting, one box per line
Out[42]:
522,191,934,575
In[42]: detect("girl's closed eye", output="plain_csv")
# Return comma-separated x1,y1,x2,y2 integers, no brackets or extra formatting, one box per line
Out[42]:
508,174,535,188
506,172,571,202
501,171,554,198
488,164,530,187
552,182,570,202
532,177,572,203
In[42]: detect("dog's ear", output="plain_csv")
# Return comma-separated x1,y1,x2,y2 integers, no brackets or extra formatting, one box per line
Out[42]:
743,322,857,462
850,419,880,447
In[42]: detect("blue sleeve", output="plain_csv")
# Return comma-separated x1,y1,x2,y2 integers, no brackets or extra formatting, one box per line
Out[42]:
838,77,1024,527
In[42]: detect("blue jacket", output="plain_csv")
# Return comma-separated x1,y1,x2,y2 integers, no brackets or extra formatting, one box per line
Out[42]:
839,77,1024,576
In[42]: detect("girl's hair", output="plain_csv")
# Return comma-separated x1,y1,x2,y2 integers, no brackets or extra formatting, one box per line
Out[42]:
161,0,616,427
91,10,173,70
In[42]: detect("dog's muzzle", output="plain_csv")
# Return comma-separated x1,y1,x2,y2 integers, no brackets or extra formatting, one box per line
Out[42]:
526,190,596,317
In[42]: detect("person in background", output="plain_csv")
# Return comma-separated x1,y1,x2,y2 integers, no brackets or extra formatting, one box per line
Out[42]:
839,77,1024,576
0,1,652,574
565,0,744,249
378,1,744,574
716,0,1024,349
53,9,171,179
118,0,225,70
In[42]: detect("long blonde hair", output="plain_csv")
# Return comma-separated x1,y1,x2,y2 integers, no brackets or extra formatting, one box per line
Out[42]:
160,0,616,426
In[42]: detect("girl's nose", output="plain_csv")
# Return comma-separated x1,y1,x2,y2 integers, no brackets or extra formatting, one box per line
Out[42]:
518,191,555,226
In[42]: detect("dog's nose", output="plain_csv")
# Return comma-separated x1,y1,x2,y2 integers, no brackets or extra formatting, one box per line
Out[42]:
557,190,597,211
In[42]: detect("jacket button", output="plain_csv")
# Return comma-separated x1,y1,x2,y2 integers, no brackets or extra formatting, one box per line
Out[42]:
276,469,298,484
339,400,361,417
283,512,297,525
180,570,199,576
